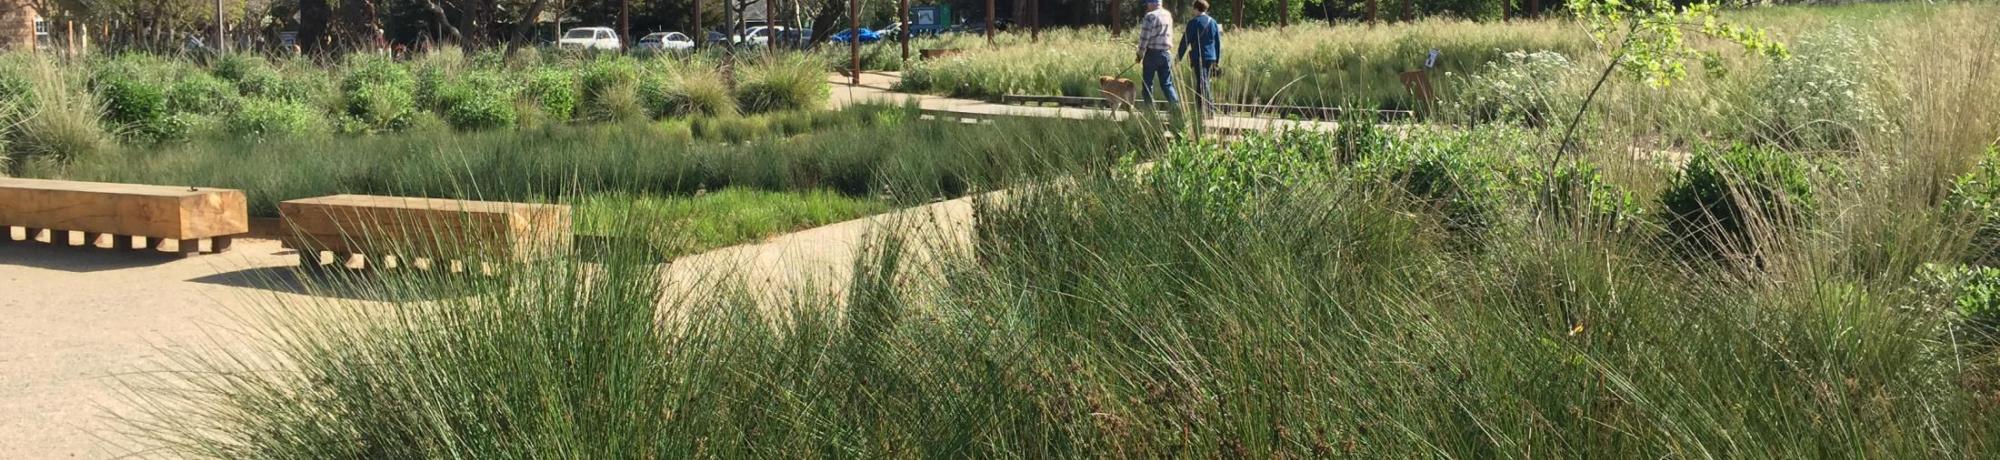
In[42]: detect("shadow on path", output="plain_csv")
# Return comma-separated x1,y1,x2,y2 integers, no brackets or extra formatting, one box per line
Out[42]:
0,241,183,273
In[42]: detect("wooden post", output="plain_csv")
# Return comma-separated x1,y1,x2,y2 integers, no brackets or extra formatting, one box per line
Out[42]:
1368,0,1378,26
1110,0,1121,36
65,21,73,58
1501,0,1508,21
1402,0,1411,22
1279,0,1287,28
1233,0,1242,28
1530,0,1539,18
620,0,630,49
1030,0,1043,41
850,0,860,84
985,0,994,45
694,0,704,50
899,0,910,61
767,0,776,51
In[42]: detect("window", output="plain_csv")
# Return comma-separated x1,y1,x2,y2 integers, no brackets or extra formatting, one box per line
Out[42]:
564,29,595,39
597,31,612,40
33,18,48,36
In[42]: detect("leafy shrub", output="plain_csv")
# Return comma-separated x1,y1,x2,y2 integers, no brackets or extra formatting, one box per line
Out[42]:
96,76,168,135
1536,161,1643,230
735,55,829,113
1450,50,1575,126
339,55,415,93
165,73,241,115
343,83,416,133
1660,143,1817,259
520,69,578,123
438,72,518,131
226,98,325,138
1356,134,1507,239
1758,27,1893,152
1147,130,1335,213
412,65,451,111
1919,263,2000,345
1946,146,2000,265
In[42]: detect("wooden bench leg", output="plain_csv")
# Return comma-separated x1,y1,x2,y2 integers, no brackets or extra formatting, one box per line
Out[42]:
88,233,117,249
210,237,234,253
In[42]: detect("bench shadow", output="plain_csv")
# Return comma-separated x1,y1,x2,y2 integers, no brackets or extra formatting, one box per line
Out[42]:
190,266,476,302
0,241,184,272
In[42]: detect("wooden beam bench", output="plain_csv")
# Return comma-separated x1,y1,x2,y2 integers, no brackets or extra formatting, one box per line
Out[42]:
0,178,248,255
278,195,571,272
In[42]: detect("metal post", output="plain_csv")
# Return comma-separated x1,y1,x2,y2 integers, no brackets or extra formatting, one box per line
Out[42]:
1031,0,1038,42
695,0,704,50
985,0,994,45
900,0,910,61
620,0,630,48
1279,0,1287,29
1402,0,1411,22
215,0,226,53
1530,0,1539,18
766,0,775,51
850,0,860,85
1368,0,1378,25
1233,0,1242,28
1501,0,1508,21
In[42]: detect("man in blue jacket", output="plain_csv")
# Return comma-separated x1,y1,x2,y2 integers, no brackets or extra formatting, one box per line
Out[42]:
1176,0,1222,115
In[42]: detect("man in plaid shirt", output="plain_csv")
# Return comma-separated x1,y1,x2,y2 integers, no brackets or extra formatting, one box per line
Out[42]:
1135,0,1178,104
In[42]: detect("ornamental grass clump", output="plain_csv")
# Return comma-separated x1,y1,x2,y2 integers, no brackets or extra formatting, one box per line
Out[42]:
734,54,829,114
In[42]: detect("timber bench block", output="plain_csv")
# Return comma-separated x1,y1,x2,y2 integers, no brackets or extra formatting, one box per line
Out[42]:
278,195,571,272
0,178,248,255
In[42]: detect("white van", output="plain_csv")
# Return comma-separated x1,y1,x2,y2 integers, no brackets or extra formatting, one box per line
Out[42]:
558,27,622,51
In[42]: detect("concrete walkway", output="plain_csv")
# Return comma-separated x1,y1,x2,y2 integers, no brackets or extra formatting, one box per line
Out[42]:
828,71,1343,134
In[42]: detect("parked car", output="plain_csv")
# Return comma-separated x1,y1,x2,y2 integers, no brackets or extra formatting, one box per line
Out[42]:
635,32,695,51
741,26,788,46
829,28,882,44
558,27,622,50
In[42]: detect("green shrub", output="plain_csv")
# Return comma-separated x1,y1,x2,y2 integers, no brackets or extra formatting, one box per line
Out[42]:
1536,161,1643,230
165,73,241,115
1147,130,1336,213
412,65,451,111
438,73,518,131
520,69,578,123
735,55,829,113
96,76,168,135
339,55,415,93
1660,143,1817,259
226,98,325,138
1356,133,1507,239
1946,146,2000,265
1920,263,2000,344
344,83,416,133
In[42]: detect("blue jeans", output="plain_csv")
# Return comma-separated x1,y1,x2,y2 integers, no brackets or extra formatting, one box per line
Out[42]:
1189,60,1214,113
1141,50,1178,104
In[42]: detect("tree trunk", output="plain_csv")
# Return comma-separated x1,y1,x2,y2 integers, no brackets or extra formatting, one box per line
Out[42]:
805,0,842,45
299,0,330,53
504,0,548,57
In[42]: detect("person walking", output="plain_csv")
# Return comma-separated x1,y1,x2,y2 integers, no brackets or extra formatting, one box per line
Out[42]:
1177,0,1222,114
1135,0,1178,104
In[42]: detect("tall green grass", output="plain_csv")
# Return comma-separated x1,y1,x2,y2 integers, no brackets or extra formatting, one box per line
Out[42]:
37,104,1150,216
577,188,891,258
117,124,2000,456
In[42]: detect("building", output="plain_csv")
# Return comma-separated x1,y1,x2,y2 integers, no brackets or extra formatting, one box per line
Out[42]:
0,0,38,50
